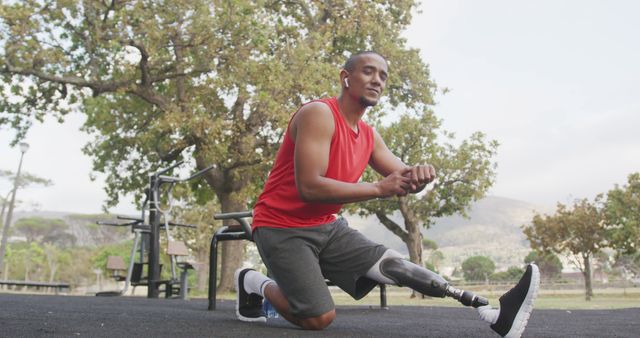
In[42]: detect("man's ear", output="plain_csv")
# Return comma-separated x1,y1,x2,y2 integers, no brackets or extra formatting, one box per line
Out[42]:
340,69,350,89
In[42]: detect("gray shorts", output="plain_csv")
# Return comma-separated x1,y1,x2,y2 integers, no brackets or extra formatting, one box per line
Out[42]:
253,217,387,318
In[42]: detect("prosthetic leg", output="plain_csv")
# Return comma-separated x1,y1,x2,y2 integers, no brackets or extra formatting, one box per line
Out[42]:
379,257,489,308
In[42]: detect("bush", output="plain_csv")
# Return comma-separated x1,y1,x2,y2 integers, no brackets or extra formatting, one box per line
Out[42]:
491,266,524,282
461,256,495,282
525,251,562,280
424,261,438,273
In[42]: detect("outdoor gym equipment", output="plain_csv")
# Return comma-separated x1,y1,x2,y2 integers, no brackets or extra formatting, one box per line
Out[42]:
96,189,196,297
97,161,213,299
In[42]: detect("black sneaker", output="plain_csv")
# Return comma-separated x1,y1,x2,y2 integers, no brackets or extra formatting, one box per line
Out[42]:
235,268,267,322
490,264,540,338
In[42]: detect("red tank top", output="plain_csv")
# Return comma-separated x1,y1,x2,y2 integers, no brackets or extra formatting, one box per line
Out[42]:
252,97,374,229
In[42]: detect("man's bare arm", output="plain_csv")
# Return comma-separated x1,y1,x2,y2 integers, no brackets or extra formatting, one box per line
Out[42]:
369,129,436,193
292,103,411,203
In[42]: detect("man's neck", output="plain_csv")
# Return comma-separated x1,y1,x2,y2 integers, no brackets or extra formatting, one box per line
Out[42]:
336,93,366,131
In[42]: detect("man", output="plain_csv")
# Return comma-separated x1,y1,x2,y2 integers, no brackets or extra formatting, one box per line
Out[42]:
235,51,539,337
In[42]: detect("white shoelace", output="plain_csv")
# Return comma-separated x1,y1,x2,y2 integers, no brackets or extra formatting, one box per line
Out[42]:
477,305,499,324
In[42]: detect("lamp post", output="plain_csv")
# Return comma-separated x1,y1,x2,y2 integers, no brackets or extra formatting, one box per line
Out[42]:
0,142,29,277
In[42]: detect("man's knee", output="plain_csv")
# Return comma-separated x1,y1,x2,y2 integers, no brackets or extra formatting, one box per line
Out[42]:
299,309,336,330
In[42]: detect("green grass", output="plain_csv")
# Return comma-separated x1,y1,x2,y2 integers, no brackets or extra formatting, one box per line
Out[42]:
213,286,640,310
331,286,640,310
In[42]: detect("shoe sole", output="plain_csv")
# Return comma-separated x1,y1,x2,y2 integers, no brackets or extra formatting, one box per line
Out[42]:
234,268,267,323
504,264,540,338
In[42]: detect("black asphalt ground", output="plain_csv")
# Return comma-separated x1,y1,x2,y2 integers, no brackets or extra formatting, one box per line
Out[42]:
0,293,638,337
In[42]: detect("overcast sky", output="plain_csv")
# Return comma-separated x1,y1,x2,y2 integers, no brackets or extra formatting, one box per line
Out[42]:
1,0,639,215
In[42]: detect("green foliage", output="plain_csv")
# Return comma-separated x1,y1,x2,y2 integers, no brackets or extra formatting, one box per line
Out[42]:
14,217,76,246
523,198,608,261
523,198,608,300
355,112,498,225
91,240,134,275
0,169,53,190
461,255,496,282
0,0,434,208
6,241,46,280
424,261,438,273
171,197,221,291
525,250,563,280
427,249,445,273
57,247,93,286
422,238,438,250
612,252,640,279
347,109,498,265
4,239,140,285
491,266,524,282
604,172,640,255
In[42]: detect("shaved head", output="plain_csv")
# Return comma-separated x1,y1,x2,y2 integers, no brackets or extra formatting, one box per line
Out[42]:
343,51,388,72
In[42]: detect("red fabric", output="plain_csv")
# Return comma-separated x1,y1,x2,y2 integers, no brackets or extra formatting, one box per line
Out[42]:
252,97,374,229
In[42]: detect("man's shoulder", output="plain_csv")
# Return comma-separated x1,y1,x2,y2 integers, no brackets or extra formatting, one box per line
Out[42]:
296,100,334,120
291,99,335,137
301,97,334,113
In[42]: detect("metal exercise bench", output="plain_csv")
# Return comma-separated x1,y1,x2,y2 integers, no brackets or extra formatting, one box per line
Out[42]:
208,211,388,311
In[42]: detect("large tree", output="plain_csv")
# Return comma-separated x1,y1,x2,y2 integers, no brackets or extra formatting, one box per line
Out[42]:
523,198,608,300
1,0,434,291
350,110,498,267
604,172,640,256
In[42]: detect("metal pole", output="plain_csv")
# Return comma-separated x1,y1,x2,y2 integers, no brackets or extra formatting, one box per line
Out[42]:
147,174,161,298
0,143,28,276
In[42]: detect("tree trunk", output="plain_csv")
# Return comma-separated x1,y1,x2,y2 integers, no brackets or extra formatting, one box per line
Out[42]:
404,226,423,266
216,192,246,293
582,254,593,301
24,260,29,281
49,265,56,283
404,228,424,299
196,248,209,292
398,197,424,298
398,197,423,267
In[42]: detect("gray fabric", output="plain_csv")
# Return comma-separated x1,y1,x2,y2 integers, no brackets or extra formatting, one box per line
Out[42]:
365,249,404,285
253,217,387,318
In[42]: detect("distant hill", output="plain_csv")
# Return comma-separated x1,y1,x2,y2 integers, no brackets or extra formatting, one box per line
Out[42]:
10,211,132,247
346,196,552,273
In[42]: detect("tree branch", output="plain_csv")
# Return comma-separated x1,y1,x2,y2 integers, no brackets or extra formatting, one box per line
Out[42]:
127,86,170,111
224,158,262,172
128,40,150,86
147,68,214,84
2,64,134,96
159,143,190,162
230,89,247,121
102,0,116,23
171,34,187,107
375,211,408,241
